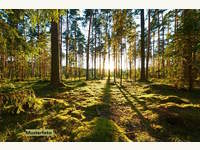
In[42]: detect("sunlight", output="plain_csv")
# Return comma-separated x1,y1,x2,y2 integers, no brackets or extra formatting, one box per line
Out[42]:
105,58,114,72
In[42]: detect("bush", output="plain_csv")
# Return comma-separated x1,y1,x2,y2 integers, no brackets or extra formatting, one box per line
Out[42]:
0,88,43,114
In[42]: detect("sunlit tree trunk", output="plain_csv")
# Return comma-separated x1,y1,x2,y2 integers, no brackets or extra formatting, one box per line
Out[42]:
134,37,137,82
140,9,146,81
66,10,69,78
59,15,63,80
146,9,151,80
152,32,155,77
86,10,93,80
108,35,111,80
94,22,97,80
120,38,123,85
74,21,78,79
157,9,161,78
161,12,165,78
91,25,94,79
51,19,61,86
174,9,178,78
114,44,116,83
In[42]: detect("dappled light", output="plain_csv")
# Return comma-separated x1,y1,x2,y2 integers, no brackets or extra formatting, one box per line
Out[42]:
0,9,200,142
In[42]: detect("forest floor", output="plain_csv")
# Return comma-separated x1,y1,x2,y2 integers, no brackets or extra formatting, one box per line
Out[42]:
0,78,200,142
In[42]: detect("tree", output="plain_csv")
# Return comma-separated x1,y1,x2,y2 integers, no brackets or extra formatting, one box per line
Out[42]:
85,9,93,80
65,9,69,78
140,9,146,81
50,11,61,86
146,9,151,80
178,10,200,91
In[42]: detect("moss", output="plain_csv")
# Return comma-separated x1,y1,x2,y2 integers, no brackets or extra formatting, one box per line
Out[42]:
72,117,131,142
1,79,200,142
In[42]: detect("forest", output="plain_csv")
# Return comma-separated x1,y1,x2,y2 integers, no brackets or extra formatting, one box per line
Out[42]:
0,9,200,142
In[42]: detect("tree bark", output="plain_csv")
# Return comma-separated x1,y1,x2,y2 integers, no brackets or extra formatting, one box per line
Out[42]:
59,15,63,79
120,38,123,85
51,19,61,86
162,12,165,78
157,9,161,78
140,9,146,81
86,11,93,80
66,10,69,78
146,9,151,80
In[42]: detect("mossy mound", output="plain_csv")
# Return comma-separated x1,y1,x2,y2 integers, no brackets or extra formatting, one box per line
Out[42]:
0,88,43,114
72,117,131,142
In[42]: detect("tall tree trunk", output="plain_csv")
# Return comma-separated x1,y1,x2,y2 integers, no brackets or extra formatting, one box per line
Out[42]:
60,16,63,79
108,35,111,80
108,47,110,80
134,37,137,82
157,9,161,78
114,44,116,83
129,59,132,80
86,11,93,80
166,20,170,77
51,19,61,86
66,10,69,78
152,32,155,77
146,9,151,80
140,9,146,81
37,16,42,79
74,21,78,79
94,22,97,80
120,38,123,85
162,12,165,78
102,48,106,79
115,45,118,79
174,9,178,78
102,53,106,79
99,51,102,78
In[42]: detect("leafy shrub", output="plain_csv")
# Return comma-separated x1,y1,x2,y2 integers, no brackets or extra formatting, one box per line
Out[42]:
0,88,43,114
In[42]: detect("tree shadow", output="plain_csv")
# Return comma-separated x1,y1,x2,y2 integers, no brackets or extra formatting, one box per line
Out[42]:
151,105,200,141
74,117,130,142
78,79,131,142
148,83,200,104
115,83,174,141
119,85,148,110
31,80,87,98
117,82,200,141
83,79,112,121
116,84,150,128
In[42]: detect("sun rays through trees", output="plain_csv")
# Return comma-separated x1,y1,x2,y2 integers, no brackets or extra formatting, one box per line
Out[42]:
0,9,200,142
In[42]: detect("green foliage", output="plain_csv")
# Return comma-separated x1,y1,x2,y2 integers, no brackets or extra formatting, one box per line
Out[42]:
0,88,43,114
73,117,131,142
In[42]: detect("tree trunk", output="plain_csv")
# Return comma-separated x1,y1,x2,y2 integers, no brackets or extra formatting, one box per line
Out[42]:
114,44,116,83
162,12,165,78
51,19,61,86
74,21,78,79
152,32,155,77
120,38,123,85
129,59,132,80
140,9,146,81
66,10,69,78
146,9,151,80
108,36,111,80
60,15,63,79
86,11,93,80
157,10,160,78
91,25,94,79
134,37,137,82
94,22,97,80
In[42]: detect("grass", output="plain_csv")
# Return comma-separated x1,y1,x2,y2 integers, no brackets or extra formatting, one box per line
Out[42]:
0,78,200,141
